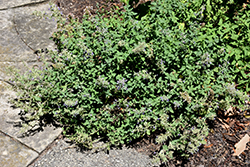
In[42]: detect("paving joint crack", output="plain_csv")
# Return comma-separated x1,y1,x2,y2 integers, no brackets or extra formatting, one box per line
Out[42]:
0,130,39,154
12,12,38,55
0,0,52,11
26,134,64,167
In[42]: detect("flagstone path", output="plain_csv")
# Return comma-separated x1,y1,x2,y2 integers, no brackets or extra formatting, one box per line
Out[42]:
0,1,62,166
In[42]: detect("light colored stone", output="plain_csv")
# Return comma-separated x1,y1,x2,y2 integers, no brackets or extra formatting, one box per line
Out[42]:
0,0,62,157
13,4,57,51
0,61,47,81
0,133,39,167
0,105,62,153
0,81,12,95
0,2,57,80
0,9,32,61
0,4,57,60
0,0,50,10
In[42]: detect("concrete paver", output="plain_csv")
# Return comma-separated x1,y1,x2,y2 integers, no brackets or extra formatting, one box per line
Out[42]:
0,0,49,10
0,3,57,80
0,105,62,153
0,1,62,166
0,133,39,167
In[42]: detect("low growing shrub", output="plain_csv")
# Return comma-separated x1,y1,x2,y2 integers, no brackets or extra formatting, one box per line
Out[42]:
179,0,250,92
8,0,250,164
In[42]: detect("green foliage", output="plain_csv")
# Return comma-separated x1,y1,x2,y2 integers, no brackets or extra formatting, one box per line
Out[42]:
178,0,250,92
8,0,250,164
120,0,130,5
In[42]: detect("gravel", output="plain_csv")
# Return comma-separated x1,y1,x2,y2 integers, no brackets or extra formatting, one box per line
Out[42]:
28,137,160,167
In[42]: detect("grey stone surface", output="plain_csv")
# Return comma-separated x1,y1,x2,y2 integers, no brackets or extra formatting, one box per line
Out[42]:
0,61,46,81
0,1,62,166
0,132,38,167
13,4,57,52
0,0,50,10
0,81,12,97
0,9,32,62
0,91,62,153
0,3,57,80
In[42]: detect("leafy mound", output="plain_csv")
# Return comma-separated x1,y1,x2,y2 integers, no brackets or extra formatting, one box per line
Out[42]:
8,0,250,164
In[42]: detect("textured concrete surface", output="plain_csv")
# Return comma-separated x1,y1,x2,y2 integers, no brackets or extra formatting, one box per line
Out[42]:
0,0,50,10
0,105,62,153
0,1,62,167
0,133,39,167
0,2,57,80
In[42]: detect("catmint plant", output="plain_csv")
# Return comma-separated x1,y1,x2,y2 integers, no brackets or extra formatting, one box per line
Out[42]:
7,0,250,165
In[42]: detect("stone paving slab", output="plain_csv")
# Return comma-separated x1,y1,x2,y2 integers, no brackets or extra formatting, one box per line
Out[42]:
0,90,62,153
0,1,63,166
13,4,57,52
0,81,12,97
0,61,46,81
0,2,57,80
0,132,39,167
0,9,32,62
0,0,50,10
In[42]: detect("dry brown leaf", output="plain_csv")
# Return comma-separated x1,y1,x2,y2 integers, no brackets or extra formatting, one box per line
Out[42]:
204,144,213,148
225,106,238,117
242,151,246,156
229,120,236,127
235,121,246,130
218,118,230,129
232,146,236,154
223,133,235,136
243,3,248,9
242,121,250,126
232,134,250,156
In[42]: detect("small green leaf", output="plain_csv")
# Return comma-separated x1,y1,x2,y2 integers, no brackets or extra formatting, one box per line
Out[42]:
34,96,41,101
163,145,168,151
241,70,247,79
147,130,151,135
206,0,212,13
179,23,185,31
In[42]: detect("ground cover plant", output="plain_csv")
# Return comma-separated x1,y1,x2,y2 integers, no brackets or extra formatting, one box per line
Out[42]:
8,0,250,164
184,0,250,93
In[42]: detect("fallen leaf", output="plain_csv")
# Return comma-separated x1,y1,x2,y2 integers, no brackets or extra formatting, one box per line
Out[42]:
242,151,246,156
218,118,230,129
243,3,247,9
242,121,250,125
204,144,213,148
235,121,246,130
232,134,250,156
223,133,235,136
229,120,236,127
232,146,236,154
225,106,238,117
